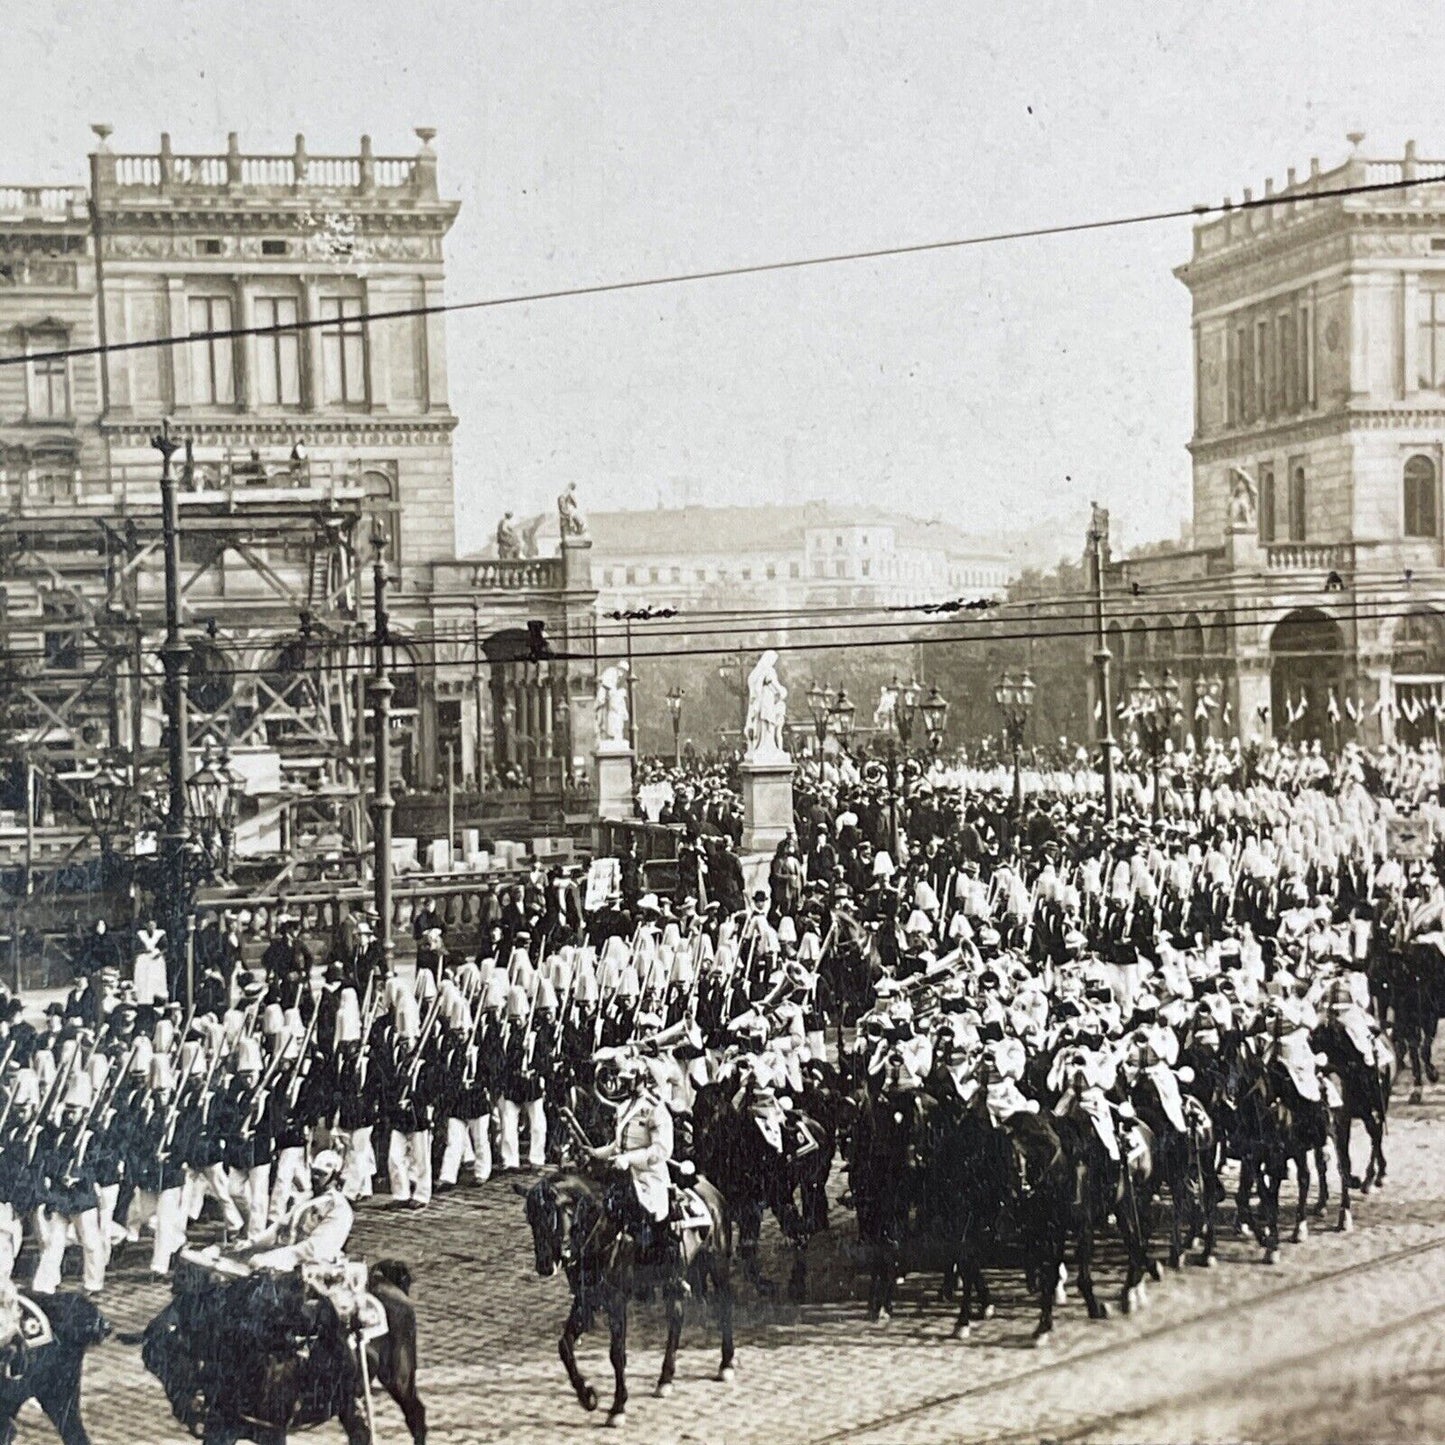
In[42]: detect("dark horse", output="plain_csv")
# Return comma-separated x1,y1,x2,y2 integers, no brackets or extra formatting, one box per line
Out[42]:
689,1081,834,1301
1391,941,1445,1102
516,1169,735,1428
925,1102,1094,1343
0,1293,110,1445
131,1258,424,1444
1226,1037,1331,1261
1313,1020,1393,1229
819,913,884,1042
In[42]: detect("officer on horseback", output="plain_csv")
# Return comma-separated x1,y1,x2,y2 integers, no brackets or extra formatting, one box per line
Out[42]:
582,1057,680,1273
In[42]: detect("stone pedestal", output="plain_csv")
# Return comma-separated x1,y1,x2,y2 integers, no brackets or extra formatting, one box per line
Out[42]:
593,745,635,822
741,755,795,855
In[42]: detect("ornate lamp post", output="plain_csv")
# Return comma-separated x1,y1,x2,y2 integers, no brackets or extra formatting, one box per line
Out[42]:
186,742,244,875
921,684,950,757
827,688,856,758
665,685,686,768
1128,669,1183,821
369,521,395,965
152,419,194,1002
807,681,832,776
993,669,1036,814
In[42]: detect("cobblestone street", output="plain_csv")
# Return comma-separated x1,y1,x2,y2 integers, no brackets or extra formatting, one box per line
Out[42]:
14,1082,1445,1445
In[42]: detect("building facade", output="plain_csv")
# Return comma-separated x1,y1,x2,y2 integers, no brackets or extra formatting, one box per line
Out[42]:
0,131,596,885
1107,140,1445,748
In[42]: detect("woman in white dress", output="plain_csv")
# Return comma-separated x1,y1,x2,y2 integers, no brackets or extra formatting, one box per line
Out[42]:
133,918,168,1005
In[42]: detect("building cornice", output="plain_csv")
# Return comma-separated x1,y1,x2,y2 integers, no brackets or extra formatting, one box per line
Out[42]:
1190,405,1445,463
99,413,458,445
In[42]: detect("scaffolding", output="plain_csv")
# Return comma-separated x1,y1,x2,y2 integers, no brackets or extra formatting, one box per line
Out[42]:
0,456,369,910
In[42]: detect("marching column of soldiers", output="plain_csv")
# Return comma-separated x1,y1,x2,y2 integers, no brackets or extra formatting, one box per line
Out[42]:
0,737,1441,1304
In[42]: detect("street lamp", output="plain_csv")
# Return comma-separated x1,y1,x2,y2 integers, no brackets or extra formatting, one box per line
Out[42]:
827,688,856,755
893,676,922,750
807,681,831,775
1127,669,1183,821
186,742,244,874
665,685,686,768
921,685,950,757
994,669,1036,814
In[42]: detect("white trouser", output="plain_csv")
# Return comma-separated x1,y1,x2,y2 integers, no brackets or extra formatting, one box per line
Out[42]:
270,1146,310,1220
0,1203,19,1285
228,1165,272,1242
183,1164,246,1232
806,1030,828,1061
336,1127,376,1200
497,1098,546,1170
439,1116,493,1184
95,1182,126,1253
129,1187,187,1275
387,1129,432,1205
32,1205,106,1295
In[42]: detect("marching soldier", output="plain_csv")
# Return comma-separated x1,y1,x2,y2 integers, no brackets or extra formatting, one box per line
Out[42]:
382,993,439,1210
218,1037,278,1242
33,1071,106,1296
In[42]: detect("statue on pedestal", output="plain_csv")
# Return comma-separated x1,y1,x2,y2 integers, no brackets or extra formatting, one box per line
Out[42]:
1228,467,1258,531
744,650,790,762
594,662,630,749
557,482,588,539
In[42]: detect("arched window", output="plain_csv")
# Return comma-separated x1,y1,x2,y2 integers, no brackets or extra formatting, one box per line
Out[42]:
1404,455,1437,539
1258,463,1276,542
1287,463,1307,542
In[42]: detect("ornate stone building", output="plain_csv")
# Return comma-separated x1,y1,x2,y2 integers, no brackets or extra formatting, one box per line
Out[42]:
1108,140,1445,748
0,131,595,884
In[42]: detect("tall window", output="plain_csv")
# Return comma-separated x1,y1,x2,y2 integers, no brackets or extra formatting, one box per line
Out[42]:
1419,288,1445,391
1256,318,1272,416
26,329,68,419
1258,463,1276,543
255,296,301,407
1279,311,1297,412
188,295,236,406
1287,461,1307,542
1405,455,1438,538
319,296,367,405
1226,326,1243,425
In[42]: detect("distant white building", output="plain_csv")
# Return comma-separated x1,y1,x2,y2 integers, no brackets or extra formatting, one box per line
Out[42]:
521,500,1016,614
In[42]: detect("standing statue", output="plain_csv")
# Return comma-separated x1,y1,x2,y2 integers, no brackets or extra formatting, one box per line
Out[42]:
874,682,897,734
1228,466,1258,530
595,663,630,748
557,482,588,539
496,511,521,560
744,649,790,761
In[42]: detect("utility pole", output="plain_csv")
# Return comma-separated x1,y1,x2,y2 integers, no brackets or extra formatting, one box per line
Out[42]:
370,525,395,964
1088,502,1118,820
624,617,637,755
471,597,486,791
155,421,193,1007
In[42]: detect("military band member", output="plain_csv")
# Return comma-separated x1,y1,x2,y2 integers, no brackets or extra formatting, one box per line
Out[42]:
219,1037,277,1242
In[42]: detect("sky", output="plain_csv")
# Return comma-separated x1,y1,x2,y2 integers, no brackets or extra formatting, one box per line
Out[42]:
4,1,1440,559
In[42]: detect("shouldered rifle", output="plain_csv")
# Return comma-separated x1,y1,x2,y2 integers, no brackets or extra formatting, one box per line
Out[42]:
401,987,446,1096
240,1043,290,1138
284,1004,323,1113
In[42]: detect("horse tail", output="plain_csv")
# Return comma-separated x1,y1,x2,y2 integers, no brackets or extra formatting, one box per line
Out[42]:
368,1259,413,1296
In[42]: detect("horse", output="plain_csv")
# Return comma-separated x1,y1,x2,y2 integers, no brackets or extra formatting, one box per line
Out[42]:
819,912,884,1044
0,1292,110,1445
1313,1019,1393,1229
922,1091,1132,1345
689,1081,834,1302
1128,1065,1224,1270
1225,1037,1330,1261
130,1257,424,1445
515,1169,735,1429
1390,941,1445,1102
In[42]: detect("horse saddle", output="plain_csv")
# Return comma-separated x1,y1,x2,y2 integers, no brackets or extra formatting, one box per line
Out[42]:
668,1185,714,1238
300,1261,388,1344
